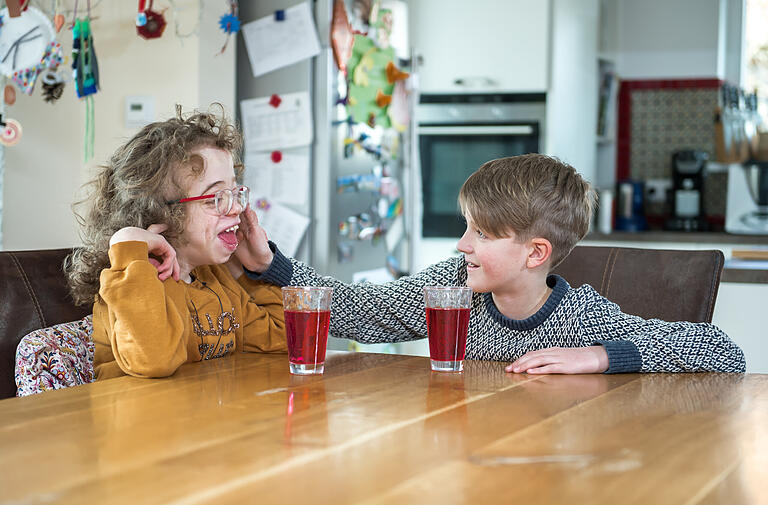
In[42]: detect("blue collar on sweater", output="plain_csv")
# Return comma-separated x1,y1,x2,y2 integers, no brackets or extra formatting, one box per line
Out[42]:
483,274,570,331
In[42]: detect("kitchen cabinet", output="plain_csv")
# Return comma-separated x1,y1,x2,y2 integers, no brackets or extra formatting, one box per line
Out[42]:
409,0,550,93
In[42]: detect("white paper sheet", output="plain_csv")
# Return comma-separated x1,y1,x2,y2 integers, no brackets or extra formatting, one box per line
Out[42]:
240,91,313,152
252,200,310,257
244,152,309,206
241,2,321,78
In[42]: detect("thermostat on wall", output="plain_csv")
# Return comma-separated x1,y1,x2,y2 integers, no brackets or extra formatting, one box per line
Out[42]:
124,96,155,129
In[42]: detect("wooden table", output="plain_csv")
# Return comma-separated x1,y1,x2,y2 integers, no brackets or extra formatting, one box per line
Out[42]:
1,352,766,505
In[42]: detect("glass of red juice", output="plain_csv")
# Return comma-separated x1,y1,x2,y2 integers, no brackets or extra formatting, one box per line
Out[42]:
423,286,472,372
282,286,333,375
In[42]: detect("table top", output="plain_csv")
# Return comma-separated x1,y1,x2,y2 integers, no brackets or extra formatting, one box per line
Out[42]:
1,351,766,505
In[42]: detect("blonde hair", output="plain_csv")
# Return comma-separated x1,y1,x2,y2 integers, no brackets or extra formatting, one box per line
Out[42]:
458,154,595,268
65,104,243,306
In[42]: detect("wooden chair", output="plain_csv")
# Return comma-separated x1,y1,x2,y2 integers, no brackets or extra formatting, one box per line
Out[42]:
552,245,724,323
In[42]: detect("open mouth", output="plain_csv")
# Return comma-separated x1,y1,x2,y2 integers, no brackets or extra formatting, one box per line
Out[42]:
218,224,239,250
465,259,480,270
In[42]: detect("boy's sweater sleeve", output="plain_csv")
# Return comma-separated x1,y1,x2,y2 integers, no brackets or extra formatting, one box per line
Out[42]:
98,241,188,378
580,297,746,373
235,277,288,353
246,243,462,344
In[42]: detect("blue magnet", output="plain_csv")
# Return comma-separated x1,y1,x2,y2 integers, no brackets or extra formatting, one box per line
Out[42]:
274,10,285,21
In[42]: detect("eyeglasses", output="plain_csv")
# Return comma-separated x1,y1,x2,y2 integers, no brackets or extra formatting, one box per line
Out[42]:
167,185,250,216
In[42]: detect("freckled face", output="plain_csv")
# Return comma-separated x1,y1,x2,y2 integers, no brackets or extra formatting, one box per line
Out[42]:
455,215,531,295
174,146,243,270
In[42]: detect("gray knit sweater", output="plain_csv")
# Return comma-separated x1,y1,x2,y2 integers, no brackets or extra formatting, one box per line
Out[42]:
249,245,746,373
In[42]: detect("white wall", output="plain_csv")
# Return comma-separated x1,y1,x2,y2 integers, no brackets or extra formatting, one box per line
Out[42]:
1,1,234,251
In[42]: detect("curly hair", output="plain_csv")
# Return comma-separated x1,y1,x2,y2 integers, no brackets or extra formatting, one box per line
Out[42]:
64,104,243,306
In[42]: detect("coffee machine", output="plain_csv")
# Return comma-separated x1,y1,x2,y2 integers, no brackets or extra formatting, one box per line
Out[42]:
665,150,709,231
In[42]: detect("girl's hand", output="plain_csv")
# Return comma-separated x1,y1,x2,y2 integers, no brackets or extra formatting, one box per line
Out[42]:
109,224,180,281
234,205,274,273
505,346,609,374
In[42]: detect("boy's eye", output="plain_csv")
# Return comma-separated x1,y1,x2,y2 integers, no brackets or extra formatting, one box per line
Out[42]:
476,229,486,239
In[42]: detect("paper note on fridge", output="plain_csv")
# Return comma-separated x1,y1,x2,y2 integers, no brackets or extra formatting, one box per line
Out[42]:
252,200,310,257
241,92,313,152
244,152,309,206
241,2,321,78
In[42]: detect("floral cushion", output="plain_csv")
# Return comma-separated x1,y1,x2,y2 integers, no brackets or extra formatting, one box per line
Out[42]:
15,315,94,397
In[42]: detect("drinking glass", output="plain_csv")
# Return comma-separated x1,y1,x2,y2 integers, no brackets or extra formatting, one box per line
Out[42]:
282,286,333,375
423,286,472,372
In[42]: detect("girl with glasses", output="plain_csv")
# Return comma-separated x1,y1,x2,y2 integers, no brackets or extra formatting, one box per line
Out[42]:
65,105,286,380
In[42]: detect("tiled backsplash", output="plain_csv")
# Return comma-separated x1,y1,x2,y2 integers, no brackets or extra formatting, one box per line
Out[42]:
618,79,727,224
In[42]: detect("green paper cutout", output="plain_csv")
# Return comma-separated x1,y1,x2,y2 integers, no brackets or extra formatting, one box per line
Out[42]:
346,34,394,128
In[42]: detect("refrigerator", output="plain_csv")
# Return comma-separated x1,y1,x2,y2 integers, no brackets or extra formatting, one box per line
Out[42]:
236,0,419,353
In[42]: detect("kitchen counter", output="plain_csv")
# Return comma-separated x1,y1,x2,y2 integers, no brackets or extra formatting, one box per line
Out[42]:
585,231,768,244
583,231,768,284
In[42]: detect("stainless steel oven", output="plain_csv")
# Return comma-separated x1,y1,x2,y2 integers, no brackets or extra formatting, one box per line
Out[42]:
416,94,546,237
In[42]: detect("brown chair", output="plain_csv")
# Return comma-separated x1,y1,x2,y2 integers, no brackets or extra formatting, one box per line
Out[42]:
553,245,724,323
0,249,90,400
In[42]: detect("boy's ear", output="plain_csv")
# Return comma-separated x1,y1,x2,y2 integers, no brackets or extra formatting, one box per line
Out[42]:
526,238,553,269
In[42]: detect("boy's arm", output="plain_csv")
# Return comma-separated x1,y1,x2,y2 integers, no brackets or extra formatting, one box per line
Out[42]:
98,241,189,378
246,243,463,344
235,278,287,353
581,298,746,373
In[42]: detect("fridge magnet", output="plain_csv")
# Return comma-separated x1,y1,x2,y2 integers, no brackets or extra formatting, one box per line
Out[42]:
136,0,166,40
0,116,22,146
331,0,354,74
270,150,282,163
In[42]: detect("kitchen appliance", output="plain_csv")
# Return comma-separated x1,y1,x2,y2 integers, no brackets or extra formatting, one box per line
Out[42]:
615,180,647,232
237,0,414,353
726,160,768,234
415,93,545,241
665,150,709,231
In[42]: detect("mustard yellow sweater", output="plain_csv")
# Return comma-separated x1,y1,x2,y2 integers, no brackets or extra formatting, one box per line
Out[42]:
92,241,286,380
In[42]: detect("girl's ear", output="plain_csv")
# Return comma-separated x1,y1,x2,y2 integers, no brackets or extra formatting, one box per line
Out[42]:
526,238,552,269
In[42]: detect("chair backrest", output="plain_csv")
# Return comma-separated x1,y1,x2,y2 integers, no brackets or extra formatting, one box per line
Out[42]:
552,245,724,323
0,248,91,400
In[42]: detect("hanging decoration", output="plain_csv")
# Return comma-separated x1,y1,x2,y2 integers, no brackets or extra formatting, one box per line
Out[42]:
217,1,239,55
0,6,56,91
0,116,22,146
136,0,167,40
3,84,16,105
71,0,99,161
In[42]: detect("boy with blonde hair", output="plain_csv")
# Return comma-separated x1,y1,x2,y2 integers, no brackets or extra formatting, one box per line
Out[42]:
238,154,744,373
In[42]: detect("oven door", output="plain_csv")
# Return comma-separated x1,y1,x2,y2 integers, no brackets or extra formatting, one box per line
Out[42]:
419,124,539,237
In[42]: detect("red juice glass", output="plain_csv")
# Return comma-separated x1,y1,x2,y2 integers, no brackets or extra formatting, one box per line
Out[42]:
282,286,333,375
423,286,472,372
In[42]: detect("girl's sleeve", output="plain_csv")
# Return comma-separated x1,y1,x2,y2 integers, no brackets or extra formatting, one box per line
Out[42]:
98,241,188,377
236,277,287,353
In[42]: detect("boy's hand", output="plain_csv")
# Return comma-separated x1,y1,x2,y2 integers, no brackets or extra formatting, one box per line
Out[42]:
234,205,274,273
109,224,180,281
505,346,609,374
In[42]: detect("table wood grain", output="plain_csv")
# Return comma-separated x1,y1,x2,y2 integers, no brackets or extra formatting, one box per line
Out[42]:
1,351,765,505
